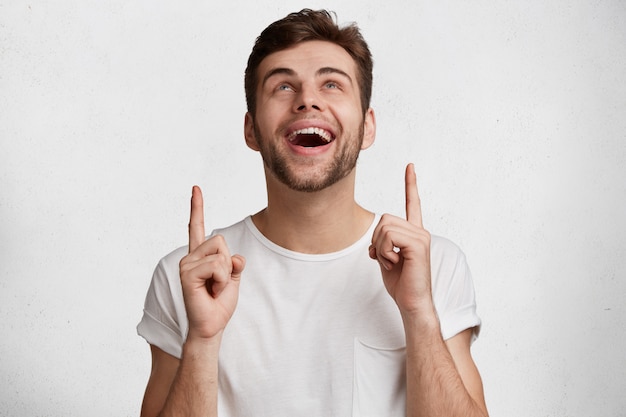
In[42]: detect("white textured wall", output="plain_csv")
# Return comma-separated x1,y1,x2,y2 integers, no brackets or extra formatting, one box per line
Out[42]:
2,1,625,416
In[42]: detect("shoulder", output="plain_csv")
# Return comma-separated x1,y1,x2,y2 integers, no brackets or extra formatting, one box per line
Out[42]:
159,218,248,262
157,217,250,275
429,234,473,291
430,234,466,264
210,217,250,240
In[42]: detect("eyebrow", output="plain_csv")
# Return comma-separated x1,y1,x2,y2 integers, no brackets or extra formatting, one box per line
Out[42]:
262,66,353,87
318,67,353,84
262,68,296,86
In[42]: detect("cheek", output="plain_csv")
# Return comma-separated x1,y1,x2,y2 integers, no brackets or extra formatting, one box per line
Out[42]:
257,103,290,128
330,96,362,117
253,112,275,134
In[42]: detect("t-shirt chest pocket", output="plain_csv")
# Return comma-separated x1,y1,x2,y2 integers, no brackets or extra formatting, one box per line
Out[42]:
352,338,407,417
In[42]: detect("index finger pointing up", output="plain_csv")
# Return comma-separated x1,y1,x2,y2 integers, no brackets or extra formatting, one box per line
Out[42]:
405,163,423,227
188,185,206,253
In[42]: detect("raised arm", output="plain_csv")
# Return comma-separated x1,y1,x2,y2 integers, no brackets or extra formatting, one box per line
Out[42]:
369,164,488,417
141,186,245,417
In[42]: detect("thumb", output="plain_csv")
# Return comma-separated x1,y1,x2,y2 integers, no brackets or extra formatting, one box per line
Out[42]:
231,254,246,279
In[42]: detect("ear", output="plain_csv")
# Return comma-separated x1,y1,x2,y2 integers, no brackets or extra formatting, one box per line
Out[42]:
361,107,376,150
244,112,260,151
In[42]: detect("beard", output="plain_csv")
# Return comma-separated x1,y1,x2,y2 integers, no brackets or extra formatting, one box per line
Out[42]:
254,122,364,193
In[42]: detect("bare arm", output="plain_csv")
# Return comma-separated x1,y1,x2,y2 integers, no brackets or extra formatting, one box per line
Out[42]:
403,315,487,416
141,187,245,417
370,164,488,417
140,346,179,417
153,337,222,417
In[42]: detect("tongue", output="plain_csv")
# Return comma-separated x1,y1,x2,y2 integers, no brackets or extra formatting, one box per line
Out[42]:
292,134,327,147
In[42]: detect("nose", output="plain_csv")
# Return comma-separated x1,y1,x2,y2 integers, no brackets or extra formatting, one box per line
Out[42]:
297,103,321,111
294,84,323,112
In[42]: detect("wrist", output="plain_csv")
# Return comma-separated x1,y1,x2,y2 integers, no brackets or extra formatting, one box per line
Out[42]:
400,301,441,335
184,330,223,354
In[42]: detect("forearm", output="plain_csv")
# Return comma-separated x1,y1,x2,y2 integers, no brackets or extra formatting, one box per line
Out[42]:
403,307,487,417
159,335,221,417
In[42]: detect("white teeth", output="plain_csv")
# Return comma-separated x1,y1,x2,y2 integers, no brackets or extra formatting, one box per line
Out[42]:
289,127,333,142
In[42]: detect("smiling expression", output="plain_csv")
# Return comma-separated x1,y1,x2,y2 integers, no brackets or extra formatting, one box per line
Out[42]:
245,40,376,192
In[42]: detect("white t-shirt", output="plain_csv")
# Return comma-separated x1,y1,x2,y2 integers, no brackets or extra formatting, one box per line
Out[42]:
137,215,481,417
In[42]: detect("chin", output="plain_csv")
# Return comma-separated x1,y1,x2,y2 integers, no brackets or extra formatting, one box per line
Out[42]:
278,166,354,193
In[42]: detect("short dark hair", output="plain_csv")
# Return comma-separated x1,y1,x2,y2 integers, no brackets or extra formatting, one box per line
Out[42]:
244,9,373,116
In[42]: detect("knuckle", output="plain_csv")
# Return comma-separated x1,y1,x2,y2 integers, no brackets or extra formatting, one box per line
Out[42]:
179,255,190,270
380,213,394,223
379,222,392,234
216,252,230,265
211,234,226,246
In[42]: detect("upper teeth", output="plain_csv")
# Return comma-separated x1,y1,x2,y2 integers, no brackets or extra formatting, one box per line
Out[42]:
289,127,333,142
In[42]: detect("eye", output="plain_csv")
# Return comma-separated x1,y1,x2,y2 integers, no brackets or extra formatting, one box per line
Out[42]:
277,84,294,92
324,81,340,89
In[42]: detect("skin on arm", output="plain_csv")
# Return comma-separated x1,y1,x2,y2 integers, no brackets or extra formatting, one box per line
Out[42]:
140,346,180,417
140,186,245,417
370,164,488,417
445,328,487,412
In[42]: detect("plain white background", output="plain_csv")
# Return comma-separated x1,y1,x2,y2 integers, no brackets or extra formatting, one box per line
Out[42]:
1,1,625,416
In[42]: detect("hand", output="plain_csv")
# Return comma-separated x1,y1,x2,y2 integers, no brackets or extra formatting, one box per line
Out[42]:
369,164,433,315
179,186,245,340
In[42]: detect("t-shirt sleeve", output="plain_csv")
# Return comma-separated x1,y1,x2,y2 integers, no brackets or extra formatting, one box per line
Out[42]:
136,249,189,359
431,236,482,342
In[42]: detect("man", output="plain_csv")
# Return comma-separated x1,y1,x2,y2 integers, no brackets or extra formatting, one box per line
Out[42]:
138,9,488,417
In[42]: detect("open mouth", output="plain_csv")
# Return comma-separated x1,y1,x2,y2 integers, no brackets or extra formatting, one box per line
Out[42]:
288,127,335,147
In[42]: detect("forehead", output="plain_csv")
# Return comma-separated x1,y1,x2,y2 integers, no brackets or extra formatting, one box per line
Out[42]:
258,40,357,80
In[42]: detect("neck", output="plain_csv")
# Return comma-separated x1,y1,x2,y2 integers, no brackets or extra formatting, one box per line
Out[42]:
252,168,374,254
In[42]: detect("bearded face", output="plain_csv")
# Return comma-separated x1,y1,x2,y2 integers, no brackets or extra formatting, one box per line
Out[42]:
244,41,376,192
253,120,365,192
